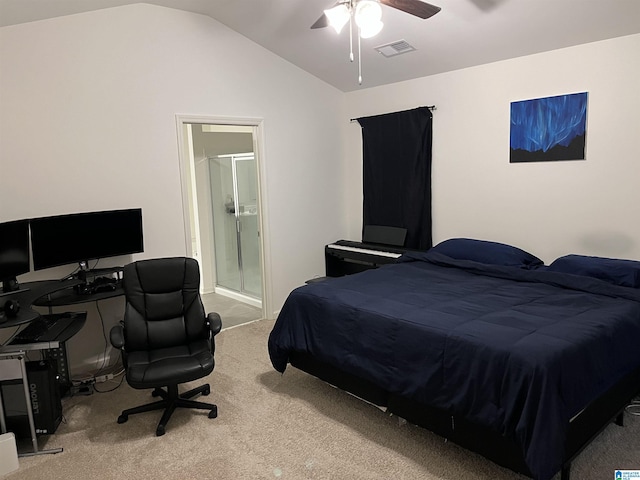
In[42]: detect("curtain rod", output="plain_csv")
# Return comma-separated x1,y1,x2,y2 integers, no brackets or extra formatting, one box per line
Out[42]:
350,105,436,122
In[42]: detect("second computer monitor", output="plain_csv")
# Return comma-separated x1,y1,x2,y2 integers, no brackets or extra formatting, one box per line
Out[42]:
30,208,144,271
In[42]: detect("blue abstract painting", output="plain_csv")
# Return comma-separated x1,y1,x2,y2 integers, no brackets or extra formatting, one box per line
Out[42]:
510,92,588,163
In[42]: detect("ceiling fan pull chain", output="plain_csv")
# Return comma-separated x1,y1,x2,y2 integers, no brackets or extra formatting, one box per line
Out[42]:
349,13,354,62
358,32,362,85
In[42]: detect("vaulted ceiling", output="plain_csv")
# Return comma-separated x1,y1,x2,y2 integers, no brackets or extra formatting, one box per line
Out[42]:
1,0,639,92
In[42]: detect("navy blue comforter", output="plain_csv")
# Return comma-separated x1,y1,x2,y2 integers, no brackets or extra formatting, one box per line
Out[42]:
268,251,640,480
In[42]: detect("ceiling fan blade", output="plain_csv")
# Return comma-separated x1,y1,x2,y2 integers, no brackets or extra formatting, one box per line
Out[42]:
311,13,330,29
380,0,441,19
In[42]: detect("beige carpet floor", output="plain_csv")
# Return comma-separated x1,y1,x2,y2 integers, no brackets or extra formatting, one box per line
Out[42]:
6,319,639,480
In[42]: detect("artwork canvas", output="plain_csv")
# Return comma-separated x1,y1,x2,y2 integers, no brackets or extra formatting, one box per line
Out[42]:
510,92,588,163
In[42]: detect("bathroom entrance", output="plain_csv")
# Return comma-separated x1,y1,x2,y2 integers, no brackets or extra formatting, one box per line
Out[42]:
177,117,266,312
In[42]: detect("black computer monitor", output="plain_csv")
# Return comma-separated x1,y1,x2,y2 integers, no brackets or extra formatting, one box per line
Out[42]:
30,208,144,272
0,219,31,293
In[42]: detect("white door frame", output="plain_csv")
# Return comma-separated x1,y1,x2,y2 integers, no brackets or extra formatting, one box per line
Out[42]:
175,114,272,320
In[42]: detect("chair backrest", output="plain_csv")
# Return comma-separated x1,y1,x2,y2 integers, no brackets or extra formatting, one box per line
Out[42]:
122,257,208,352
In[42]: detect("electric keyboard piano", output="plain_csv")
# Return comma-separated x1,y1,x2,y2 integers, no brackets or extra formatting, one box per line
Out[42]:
325,240,411,277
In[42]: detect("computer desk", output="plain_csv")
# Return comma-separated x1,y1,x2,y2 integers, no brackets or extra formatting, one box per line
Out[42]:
0,279,123,457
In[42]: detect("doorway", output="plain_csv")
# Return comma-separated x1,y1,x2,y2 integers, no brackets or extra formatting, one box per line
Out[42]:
176,116,269,319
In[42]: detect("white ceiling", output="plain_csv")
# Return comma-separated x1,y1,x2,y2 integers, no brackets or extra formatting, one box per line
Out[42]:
1,0,640,92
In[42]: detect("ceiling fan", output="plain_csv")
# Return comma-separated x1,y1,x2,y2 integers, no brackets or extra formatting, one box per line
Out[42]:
311,0,441,30
311,0,441,85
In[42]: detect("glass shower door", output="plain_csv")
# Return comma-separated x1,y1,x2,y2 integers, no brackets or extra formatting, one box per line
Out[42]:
210,153,261,301
235,155,262,298
210,156,241,293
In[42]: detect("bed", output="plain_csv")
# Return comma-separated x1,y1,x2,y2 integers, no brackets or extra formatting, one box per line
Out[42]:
268,239,640,480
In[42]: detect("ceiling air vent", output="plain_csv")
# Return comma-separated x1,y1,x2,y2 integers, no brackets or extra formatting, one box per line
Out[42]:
375,40,416,58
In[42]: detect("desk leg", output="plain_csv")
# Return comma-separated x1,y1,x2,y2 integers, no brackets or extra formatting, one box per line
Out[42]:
19,355,39,454
0,387,7,433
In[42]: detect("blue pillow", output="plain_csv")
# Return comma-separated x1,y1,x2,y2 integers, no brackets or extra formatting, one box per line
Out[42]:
430,238,543,268
547,254,640,288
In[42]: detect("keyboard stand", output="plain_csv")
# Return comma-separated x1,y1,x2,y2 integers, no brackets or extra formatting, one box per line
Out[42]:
0,351,63,457
4,313,88,393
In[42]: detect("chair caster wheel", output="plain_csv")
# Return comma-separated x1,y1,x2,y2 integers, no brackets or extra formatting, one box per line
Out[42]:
152,389,162,397
117,414,128,424
156,425,165,436
202,386,211,396
208,406,218,419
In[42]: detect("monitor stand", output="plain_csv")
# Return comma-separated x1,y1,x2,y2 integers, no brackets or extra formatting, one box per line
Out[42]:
59,260,90,282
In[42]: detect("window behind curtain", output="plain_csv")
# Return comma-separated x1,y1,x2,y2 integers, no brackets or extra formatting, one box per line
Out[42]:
356,106,433,250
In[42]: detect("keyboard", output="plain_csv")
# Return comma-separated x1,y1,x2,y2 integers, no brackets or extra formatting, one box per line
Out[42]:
324,240,412,277
326,243,402,259
12,312,82,344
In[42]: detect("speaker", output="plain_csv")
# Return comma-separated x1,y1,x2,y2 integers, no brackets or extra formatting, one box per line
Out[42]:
0,361,62,439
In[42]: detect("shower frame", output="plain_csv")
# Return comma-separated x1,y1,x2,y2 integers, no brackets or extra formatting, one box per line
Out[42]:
210,152,261,305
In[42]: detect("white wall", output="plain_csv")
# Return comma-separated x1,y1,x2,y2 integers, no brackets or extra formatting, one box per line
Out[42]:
343,34,640,263
0,2,347,303
0,4,347,373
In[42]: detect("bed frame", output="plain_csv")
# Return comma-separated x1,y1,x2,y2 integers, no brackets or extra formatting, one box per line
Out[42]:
289,352,640,480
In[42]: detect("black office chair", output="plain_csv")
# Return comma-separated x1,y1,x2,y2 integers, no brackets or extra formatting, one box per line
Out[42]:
109,257,222,436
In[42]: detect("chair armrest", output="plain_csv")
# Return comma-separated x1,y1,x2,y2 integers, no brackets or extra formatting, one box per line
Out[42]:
207,312,222,336
110,323,125,349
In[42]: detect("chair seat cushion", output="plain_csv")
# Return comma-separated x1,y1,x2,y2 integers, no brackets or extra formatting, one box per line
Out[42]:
125,339,214,389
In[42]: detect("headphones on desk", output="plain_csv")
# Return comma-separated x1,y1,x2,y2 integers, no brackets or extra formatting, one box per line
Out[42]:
3,299,20,318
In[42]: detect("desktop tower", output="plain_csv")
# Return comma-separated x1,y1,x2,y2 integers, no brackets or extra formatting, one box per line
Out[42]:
0,360,62,439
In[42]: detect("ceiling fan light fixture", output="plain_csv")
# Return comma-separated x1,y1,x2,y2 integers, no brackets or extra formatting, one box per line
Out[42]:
325,4,350,34
359,19,383,38
356,1,383,39
355,1,382,26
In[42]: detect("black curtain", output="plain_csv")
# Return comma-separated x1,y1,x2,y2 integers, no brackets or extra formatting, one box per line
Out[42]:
356,106,433,250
